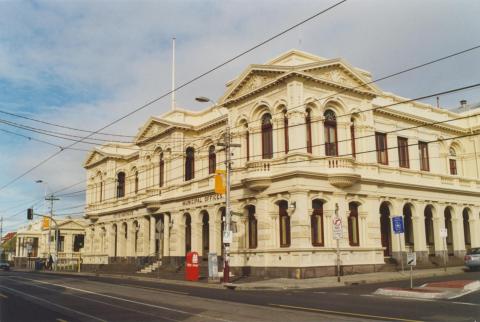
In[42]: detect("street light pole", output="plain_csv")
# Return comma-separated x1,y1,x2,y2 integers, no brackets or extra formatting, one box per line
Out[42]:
195,96,240,283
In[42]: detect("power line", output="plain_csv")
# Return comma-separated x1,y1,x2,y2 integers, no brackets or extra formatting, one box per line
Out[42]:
0,1,347,193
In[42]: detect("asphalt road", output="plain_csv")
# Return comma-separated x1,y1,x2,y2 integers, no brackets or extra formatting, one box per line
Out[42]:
0,269,479,322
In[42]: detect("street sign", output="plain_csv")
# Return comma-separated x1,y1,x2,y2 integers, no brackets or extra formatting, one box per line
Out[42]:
407,252,416,266
333,217,343,240
223,230,233,244
440,228,448,238
392,216,404,234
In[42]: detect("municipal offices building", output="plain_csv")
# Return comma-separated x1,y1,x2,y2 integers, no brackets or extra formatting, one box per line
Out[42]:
82,50,480,277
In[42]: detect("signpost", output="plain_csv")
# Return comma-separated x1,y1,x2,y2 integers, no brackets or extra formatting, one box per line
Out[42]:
392,216,405,272
333,204,342,283
440,228,448,271
407,252,416,289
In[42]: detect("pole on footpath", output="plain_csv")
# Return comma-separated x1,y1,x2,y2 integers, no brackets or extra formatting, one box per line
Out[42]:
334,203,341,283
410,264,413,289
46,194,60,270
443,237,447,272
0,216,3,260
398,234,404,272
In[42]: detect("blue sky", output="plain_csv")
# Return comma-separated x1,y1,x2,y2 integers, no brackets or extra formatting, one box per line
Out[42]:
1,0,480,232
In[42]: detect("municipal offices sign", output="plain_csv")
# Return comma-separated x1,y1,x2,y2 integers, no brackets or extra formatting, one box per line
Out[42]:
181,193,223,207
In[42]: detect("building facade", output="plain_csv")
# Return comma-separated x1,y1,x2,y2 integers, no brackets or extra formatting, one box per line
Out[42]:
83,50,480,277
15,217,86,268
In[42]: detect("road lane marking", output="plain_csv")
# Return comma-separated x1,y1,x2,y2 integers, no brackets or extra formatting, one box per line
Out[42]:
360,294,374,297
0,285,107,322
313,291,326,294
452,301,478,306
11,277,232,322
0,293,7,299
56,319,68,322
118,283,189,295
269,304,424,322
8,278,182,322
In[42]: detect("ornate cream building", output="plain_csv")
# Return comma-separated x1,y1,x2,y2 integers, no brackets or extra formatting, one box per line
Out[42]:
82,50,480,277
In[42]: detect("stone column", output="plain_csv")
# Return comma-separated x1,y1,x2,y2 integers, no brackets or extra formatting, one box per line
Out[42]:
390,200,405,262
359,211,368,247
433,206,445,258
169,212,183,258
290,191,310,248
323,207,334,248
412,203,428,263
452,206,465,257
125,221,133,257
470,207,480,248
287,110,307,154
191,211,202,255
15,236,20,257
150,216,156,255
163,214,170,258
256,197,272,249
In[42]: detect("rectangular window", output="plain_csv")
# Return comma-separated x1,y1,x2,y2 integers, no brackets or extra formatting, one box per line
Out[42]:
397,137,409,168
325,125,338,156
350,124,356,158
419,141,429,171
375,132,388,165
449,159,457,175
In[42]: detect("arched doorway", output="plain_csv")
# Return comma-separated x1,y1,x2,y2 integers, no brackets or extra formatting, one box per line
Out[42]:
112,224,118,257
155,217,164,258
202,211,210,258
424,205,435,256
444,207,454,255
184,213,191,254
380,202,392,257
403,204,414,250
463,208,472,252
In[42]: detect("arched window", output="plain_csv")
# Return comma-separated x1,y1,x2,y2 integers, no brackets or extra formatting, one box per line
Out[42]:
449,147,457,175
350,117,356,158
247,206,257,249
134,171,139,194
324,109,338,156
159,152,165,187
306,109,312,153
261,113,273,159
348,202,359,246
283,109,289,154
246,129,250,161
403,204,414,246
208,145,216,174
311,199,324,246
463,209,471,247
116,172,125,198
279,200,290,247
185,147,195,181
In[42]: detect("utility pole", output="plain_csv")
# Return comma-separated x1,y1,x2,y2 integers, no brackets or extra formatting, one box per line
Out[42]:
0,216,3,260
218,125,240,284
45,194,60,268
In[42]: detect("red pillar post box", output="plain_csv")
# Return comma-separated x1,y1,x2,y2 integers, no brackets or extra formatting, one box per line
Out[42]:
185,251,199,281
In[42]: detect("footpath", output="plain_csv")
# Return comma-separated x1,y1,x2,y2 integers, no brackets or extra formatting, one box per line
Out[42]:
13,266,468,291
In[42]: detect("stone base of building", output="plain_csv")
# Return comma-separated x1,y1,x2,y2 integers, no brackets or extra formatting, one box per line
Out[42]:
230,263,394,279
81,256,154,274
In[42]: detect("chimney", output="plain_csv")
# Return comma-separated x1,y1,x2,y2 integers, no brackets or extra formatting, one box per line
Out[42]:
460,99,467,111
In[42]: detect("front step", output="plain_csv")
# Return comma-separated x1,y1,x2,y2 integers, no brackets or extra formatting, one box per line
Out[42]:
138,260,162,273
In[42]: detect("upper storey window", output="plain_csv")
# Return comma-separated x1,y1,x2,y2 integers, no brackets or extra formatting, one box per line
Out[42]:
397,137,409,168
324,110,338,156
350,118,356,158
185,147,195,181
306,109,312,153
159,152,165,187
116,172,125,198
208,145,216,174
449,147,457,175
419,141,429,171
283,109,289,154
261,113,273,159
134,171,139,194
375,132,388,165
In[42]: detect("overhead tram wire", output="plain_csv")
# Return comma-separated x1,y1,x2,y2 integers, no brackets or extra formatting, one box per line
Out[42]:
0,1,348,194
5,81,480,219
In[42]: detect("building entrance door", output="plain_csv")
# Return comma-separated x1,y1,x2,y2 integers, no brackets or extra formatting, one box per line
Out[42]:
380,203,392,257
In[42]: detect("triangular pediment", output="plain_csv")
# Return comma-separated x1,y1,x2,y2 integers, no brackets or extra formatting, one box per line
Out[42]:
221,68,286,102
267,49,325,66
57,220,86,230
135,117,173,143
84,150,108,168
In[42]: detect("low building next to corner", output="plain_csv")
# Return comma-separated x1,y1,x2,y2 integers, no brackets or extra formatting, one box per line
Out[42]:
82,49,480,278
14,217,86,268
1,232,17,261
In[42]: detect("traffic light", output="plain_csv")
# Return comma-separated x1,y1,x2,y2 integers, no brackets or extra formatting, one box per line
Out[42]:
27,208,33,220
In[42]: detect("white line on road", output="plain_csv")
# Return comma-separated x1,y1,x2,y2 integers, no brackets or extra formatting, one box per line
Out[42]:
12,276,233,322
118,283,189,295
313,291,326,294
360,294,374,297
0,285,107,322
451,301,478,306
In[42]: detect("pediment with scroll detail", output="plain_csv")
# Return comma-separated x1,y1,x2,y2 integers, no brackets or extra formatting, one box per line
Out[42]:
223,70,285,101
84,150,107,168
135,118,173,143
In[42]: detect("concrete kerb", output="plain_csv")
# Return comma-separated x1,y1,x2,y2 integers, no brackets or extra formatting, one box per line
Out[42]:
12,266,468,292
